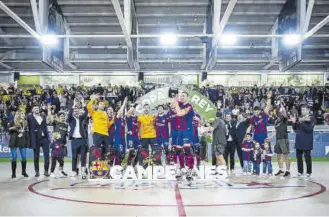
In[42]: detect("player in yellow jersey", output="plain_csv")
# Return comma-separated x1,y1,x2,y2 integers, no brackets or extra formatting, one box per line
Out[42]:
137,104,157,174
87,95,114,159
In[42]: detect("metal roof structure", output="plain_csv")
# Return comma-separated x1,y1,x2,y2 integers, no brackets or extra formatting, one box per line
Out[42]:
0,0,329,72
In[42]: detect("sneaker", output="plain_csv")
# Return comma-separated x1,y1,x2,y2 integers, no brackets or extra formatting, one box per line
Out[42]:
35,172,40,177
243,172,247,176
50,172,57,178
298,173,303,178
274,170,284,176
71,172,78,177
230,169,235,174
306,173,311,178
44,171,50,177
142,170,148,179
283,171,291,178
61,171,68,177
175,169,182,178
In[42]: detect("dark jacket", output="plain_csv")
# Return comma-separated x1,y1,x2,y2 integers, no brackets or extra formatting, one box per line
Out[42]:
225,119,237,143
27,114,50,149
236,119,250,147
8,121,30,148
67,107,89,140
293,120,314,150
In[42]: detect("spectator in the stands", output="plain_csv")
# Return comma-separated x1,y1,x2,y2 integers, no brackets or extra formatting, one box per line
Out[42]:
315,110,324,125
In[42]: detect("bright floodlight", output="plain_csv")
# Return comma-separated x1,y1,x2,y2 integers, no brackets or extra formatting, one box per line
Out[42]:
283,34,302,46
41,34,58,46
160,34,177,45
220,34,237,45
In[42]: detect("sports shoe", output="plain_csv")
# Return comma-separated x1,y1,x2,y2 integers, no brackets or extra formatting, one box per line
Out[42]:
50,172,57,178
230,169,235,175
274,170,284,176
283,171,290,177
243,172,247,176
306,173,311,178
71,172,78,177
35,172,40,177
59,167,68,177
175,169,182,178
44,171,50,177
298,173,303,178
142,170,148,179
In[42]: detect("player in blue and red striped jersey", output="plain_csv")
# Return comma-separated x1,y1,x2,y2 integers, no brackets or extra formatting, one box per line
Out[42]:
154,105,170,165
168,105,179,165
192,113,202,169
250,91,272,144
113,98,128,165
126,106,140,166
241,133,254,175
106,107,115,147
174,91,195,179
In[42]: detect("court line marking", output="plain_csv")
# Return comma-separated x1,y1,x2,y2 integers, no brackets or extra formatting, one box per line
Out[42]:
175,183,186,217
28,180,326,208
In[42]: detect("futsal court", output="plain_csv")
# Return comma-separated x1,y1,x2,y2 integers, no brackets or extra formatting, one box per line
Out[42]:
0,162,328,216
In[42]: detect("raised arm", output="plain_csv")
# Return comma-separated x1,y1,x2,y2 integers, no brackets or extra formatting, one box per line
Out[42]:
116,97,128,118
87,95,97,116
264,91,272,115
279,102,287,118
46,104,55,124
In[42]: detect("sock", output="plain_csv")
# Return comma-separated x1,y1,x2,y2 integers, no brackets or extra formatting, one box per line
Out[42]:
166,155,170,165
184,147,194,169
196,154,201,167
172,152,177,164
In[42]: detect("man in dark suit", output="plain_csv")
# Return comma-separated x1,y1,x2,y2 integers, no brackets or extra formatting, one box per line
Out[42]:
236,114,250,169
67,102,89,177
224,113,237,173
27,105,50,177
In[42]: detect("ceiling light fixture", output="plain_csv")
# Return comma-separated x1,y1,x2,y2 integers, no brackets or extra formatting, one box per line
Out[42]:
160,34,177,46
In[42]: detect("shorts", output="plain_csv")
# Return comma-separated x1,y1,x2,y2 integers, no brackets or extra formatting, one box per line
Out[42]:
114,137,126,148
253,132,268,144
274,138,290,154
192,136,200,144
93,133,110,148
213,143,226,156
157,137,169,146
140,138,156,149
171,131,178,146
127,136,140,149
177,131,193,146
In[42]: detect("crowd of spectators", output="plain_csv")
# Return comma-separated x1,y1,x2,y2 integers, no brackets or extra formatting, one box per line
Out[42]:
0,82,328,138
197,84,329,126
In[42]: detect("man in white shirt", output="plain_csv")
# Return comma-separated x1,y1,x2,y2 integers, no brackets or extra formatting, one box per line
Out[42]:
67,104,89,177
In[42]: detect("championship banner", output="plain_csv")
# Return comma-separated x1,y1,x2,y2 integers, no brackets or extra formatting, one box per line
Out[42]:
278,0,302,72
42,0,65,72
135,87,216,122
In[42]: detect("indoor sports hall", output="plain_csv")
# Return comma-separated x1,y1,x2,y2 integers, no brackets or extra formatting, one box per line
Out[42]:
0,0,329,216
